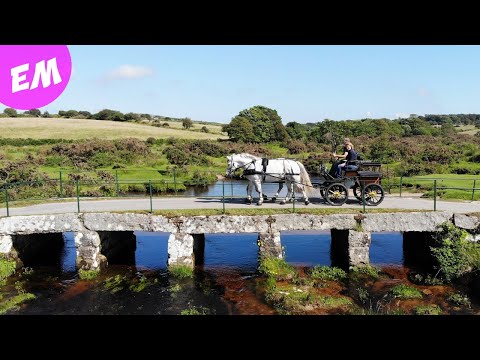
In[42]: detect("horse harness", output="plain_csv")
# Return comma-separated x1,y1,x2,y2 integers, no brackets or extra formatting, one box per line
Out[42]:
242,158,299,182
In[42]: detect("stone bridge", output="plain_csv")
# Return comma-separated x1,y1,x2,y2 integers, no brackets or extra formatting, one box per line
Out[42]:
0,211,479,270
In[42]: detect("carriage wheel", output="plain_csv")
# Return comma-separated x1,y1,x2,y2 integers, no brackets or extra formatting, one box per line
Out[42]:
363,184,384,206
325,183,348,206
352,184,362,201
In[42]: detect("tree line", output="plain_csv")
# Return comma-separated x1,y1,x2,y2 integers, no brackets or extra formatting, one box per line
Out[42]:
222,106,480,144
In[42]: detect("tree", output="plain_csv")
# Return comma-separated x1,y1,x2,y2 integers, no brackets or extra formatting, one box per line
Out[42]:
182,117,193,129
25,108,41,117
124,112,140,121
78,111,92,119
4,108,17,117
223,116,255,142
64,110,79,118
225,105,289,143
42,111,50,118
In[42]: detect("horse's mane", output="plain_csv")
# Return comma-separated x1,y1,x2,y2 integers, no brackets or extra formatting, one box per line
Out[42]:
236,153,261,160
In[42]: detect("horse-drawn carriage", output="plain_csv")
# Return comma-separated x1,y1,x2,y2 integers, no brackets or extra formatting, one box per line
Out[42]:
226,153,385,206
315,160,385,206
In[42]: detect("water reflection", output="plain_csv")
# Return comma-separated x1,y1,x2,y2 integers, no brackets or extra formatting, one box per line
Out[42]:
282,231,331,267
203,233,259,271
370,232,403,266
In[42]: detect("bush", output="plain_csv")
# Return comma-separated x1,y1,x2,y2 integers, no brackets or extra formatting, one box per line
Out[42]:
286,140,307,154
146,137,156,145
430,222,470,282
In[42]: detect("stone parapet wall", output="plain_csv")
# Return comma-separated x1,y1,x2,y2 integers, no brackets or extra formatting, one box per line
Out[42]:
1,211,474,235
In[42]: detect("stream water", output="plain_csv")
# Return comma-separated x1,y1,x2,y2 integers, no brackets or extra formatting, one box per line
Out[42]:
1,231,478,315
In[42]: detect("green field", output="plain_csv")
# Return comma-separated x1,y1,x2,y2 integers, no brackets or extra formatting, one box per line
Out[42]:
0,118,227,140
456,125,479,135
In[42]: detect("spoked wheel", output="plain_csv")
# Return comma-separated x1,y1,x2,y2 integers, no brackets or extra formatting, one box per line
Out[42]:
363,184,384,206
352,184,362,201
325,183,348,206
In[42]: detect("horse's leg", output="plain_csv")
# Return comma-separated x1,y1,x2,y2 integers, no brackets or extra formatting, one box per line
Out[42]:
280,180,291,205
272,182,283,203
300,184,310,205
254,180,263,205
246,181,253,204
289,181,295,203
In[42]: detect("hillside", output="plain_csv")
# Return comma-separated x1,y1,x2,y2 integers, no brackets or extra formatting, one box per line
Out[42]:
0,118,228,140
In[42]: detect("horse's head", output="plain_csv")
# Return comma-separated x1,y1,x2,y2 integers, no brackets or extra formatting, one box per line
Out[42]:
226,155,237,177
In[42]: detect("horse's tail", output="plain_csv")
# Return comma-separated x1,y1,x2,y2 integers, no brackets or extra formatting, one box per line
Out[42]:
296,161,314,195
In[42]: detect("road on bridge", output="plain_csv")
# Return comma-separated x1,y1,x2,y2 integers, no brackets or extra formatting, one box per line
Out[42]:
0,194,479,216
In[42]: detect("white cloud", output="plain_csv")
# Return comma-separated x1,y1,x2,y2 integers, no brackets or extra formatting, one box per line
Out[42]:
105,65,154,80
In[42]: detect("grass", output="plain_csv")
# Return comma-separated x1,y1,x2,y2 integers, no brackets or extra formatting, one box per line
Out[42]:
0,118,227,140
258,257,297,281
168,264,194,279
180,306,209,315
0,257,16,281
78,268,100,280
351,265,381,280
309,266,347,282
0,293,36,314
389,284,423,299
413,304,443,315
456,124,479,135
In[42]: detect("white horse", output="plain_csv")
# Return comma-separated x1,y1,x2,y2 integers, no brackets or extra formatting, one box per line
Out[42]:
226,153,314,205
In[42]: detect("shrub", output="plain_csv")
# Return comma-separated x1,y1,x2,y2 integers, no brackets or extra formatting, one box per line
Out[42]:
309,266,347,281
430,222,470,282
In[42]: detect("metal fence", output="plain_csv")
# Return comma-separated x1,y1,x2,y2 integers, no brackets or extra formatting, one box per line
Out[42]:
1,169,480,217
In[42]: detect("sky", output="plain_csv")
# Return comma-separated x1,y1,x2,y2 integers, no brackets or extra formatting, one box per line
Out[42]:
2,45,480,124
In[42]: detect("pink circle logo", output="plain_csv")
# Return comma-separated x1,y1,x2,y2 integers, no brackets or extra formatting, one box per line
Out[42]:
0,45,72,110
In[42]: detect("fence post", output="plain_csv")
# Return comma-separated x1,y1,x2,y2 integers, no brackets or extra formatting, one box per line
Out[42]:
386,164,391,194
115,170,119,196
222,180,225,214
149,180,153,213
399,176,403,197
173,168,177,195
76,179,80,213
362,180,366,213
59,171,63,197
472,179,476,201
292,183,295,213
433,179,437,212
4,187,9,217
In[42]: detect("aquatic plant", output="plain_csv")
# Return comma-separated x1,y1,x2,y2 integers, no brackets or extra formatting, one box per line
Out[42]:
389,284,423,299
414,304,442,315
168,265,194,279
309,266,347,282
258,257,297,281
0,256,16,281
78,268,100,280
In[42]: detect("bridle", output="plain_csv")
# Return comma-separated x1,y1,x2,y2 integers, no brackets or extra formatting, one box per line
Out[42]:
227,156,256,176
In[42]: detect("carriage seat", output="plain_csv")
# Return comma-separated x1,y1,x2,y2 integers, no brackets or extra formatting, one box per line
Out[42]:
357,171,383,178
344,160,360,172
